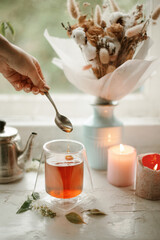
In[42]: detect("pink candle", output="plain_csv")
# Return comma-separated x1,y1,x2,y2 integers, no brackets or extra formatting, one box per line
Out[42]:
107,144,137,187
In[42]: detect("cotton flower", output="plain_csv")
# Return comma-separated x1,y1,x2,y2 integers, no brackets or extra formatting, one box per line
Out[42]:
82,42,97,61
72,27,86,45
109,12,129,25
98,36,121,60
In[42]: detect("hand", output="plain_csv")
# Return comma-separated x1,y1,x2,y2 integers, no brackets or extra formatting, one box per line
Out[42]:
0,35,49,94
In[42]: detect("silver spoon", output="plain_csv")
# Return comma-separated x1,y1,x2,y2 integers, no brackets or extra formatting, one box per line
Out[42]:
45,92,73,133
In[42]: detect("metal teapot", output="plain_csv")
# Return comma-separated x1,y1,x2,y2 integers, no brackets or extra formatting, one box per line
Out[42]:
0,121,37,183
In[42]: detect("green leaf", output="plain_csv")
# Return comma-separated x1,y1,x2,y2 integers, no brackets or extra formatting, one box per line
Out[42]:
16,198,32,214
6,22,14,35
16,192,40,214
0,22,5,36
65,212,85,224
32,192,40,200
83,209,107,216
32,158,40,162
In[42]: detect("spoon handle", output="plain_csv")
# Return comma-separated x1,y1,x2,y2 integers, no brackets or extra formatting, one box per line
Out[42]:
45,92,59,114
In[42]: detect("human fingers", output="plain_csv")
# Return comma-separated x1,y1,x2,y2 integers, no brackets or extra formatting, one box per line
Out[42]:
23,83,32,93
13,81,25,91
31,86,40,95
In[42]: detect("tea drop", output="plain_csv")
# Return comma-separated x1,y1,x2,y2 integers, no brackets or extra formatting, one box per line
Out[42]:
65,155,74,161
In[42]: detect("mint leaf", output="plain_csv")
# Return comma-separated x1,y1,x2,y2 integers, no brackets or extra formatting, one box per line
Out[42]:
16,192,40,214
16,198,32,214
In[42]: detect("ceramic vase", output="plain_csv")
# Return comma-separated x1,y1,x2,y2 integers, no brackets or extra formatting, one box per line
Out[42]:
83,98,123,170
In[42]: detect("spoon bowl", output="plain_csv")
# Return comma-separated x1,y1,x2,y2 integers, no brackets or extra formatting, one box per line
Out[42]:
45,92,73,133
55,114,73,133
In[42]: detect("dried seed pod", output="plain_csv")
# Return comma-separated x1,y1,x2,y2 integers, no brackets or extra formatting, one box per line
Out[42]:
94,5,102,26
81,19,94,32
107,23,124,40
125,23,145,38
86,32,97,47
88,25,104,36
101,20,106,29
99,48,110,64
152,5,160,20
109,0,120,12
78,15,87,24
67,0,80,19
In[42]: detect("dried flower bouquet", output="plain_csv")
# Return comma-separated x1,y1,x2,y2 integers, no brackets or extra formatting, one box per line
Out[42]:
45,0,160,101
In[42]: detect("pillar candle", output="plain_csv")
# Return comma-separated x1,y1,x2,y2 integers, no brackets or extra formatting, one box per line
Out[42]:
107,144,137,187
136,153,160,200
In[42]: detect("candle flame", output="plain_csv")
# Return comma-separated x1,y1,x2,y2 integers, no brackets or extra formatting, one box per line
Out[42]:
120,144,124,152
153,163,158,171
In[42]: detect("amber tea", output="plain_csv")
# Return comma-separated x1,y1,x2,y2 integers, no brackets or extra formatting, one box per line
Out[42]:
45,156,84,199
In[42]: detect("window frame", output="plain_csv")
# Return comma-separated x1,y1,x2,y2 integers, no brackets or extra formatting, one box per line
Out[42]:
0,71,160,122
1,0,160,122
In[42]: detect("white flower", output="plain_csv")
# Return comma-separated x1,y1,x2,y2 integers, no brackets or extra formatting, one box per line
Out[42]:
82,42,97,61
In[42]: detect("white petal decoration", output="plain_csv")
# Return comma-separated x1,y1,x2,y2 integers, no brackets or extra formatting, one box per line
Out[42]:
44,29,160,101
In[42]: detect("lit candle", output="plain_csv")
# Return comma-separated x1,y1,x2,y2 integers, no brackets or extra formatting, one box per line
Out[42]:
136,153,160,200
142,153,160,171
107,144,137,187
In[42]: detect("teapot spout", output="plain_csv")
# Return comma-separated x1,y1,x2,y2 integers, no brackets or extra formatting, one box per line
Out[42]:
17,132,37,166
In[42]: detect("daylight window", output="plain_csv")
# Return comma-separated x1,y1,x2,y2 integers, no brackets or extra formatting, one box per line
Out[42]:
0,0,160,120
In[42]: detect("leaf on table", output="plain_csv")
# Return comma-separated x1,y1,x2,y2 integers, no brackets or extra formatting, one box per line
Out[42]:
16,192,40,214
16,198,32,214
83,209,107,216
65,212,85,224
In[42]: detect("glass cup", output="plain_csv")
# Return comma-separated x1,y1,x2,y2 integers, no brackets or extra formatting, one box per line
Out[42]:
42,139,93,210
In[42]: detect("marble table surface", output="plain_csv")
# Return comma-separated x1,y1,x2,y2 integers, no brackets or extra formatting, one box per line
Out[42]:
0,168,160,240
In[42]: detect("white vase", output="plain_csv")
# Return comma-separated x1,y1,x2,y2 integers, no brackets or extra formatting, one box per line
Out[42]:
83,98,123,170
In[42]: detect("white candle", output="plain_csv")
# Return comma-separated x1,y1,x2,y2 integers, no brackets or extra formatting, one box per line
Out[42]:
107,144,137,187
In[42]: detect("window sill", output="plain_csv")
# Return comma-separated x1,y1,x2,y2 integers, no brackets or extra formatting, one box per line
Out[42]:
1,91,160,120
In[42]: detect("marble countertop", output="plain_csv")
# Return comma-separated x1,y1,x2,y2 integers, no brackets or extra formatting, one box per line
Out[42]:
0,169,160,240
